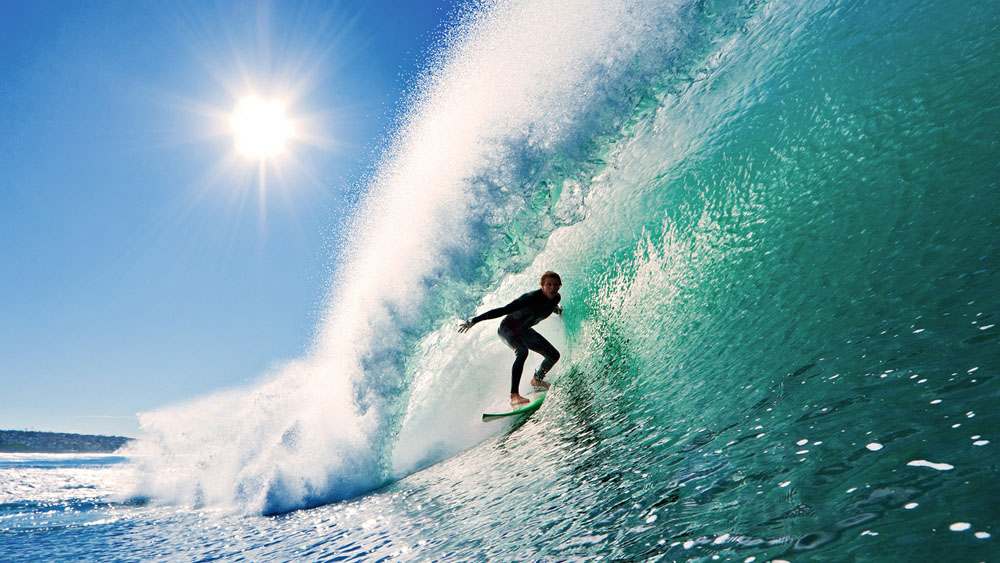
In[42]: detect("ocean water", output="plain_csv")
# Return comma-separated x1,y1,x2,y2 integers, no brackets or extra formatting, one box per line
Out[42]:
3,0,998,561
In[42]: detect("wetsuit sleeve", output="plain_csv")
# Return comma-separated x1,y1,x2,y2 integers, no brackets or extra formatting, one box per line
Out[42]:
470,293,532,324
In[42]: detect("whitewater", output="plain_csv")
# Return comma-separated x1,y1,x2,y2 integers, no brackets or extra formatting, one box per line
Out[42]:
3,0,997,561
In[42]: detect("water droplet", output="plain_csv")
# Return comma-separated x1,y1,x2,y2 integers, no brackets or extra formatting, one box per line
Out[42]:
866,443,883,451
949,522,971,532
904,503,918,509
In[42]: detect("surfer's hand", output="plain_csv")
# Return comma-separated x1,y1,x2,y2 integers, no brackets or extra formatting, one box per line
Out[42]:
555,305,563,316
458,320,474,333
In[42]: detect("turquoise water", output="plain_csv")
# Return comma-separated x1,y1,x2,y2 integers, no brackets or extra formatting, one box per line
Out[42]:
3,0,998,560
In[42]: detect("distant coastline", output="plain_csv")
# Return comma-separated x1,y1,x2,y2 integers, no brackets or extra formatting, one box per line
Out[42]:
0,430,131,453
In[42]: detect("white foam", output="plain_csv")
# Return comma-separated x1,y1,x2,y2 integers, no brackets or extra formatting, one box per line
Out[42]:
906,460,954,471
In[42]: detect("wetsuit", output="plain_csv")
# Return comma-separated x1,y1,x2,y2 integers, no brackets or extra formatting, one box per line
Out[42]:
470,289,561,393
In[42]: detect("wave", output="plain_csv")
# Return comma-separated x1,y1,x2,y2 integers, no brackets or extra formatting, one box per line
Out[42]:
127,0,1000,520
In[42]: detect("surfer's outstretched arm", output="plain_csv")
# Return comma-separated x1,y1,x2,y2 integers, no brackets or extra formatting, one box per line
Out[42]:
457,296,530,333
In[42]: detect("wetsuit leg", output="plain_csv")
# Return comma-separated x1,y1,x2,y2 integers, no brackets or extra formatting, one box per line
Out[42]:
498,324,530,394
521,328,560,380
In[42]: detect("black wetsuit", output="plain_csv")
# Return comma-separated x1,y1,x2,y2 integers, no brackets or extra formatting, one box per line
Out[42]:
470,289,561,393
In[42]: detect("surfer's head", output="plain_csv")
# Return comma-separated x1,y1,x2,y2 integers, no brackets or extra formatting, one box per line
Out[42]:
540,271,562,287
540,271,562,298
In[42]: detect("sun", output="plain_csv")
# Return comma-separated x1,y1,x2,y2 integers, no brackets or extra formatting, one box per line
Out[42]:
230,96,294,159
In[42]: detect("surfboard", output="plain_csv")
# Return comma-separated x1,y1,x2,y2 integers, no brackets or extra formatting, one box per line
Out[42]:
482,391,546,421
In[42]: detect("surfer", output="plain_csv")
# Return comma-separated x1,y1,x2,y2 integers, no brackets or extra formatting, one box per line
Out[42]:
459,271,563,407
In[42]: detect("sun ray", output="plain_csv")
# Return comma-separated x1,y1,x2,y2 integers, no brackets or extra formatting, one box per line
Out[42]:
119,1,377,248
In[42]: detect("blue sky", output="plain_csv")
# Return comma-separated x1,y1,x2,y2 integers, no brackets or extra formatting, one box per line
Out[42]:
0,0,461,437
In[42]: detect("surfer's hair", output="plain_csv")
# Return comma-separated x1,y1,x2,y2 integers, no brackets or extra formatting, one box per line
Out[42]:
540,271,562,286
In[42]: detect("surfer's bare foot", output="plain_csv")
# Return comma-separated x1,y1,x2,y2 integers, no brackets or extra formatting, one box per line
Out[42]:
510,394,530,407
530,378,550,391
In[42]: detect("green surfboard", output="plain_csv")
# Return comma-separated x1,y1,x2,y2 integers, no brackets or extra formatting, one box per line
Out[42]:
482,391,546,421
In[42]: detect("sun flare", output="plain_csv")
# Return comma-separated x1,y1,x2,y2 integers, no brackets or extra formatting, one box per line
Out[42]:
230,96,294,159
